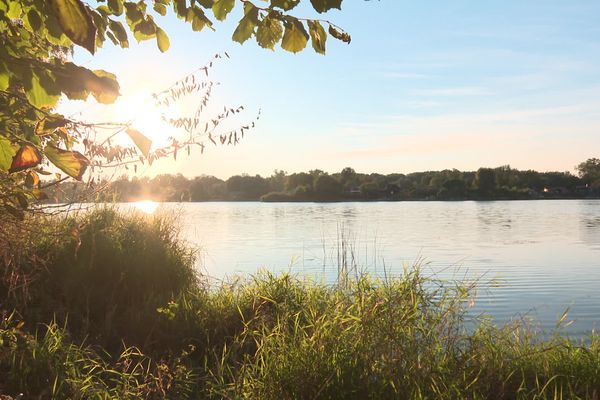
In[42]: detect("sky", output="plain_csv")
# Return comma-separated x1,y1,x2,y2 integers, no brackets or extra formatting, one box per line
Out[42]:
61,1,600,179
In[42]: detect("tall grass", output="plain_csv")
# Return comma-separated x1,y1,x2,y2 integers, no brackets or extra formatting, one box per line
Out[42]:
1,208,600,399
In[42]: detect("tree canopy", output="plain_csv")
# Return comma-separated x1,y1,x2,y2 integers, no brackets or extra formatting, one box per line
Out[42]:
0,0,351,216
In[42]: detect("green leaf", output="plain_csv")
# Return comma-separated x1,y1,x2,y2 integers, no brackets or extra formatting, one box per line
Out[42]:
50,0,98,54
26,71,61,109
0,136,17,172
0,61,9,91
232,3,259,44
310,0,342,13
156,27,170,52
256,14,283,50
212,0,235,21
281,19,308,53
44,146,89,180
107,0,123,15
270,0,300,11
126,128,152,158
308,20,326,54
6,1,22,19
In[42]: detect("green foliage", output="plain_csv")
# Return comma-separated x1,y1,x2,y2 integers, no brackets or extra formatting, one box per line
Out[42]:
2,209,600,398
577,158,600,184
0,0,352,215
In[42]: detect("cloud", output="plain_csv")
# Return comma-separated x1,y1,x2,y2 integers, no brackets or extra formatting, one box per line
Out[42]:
412,86,490,97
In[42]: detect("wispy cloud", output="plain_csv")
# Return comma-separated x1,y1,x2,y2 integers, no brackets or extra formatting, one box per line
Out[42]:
412,86,490,97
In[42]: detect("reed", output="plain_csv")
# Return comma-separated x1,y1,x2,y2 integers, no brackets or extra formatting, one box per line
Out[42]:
1,208,599,399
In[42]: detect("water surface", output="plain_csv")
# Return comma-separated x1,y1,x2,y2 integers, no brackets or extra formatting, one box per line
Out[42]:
129,200,600,335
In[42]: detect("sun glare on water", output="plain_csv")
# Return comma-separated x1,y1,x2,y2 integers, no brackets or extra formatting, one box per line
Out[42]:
133,200,159,214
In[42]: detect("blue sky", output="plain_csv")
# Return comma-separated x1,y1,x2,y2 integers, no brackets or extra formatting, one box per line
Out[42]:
63,1,600,178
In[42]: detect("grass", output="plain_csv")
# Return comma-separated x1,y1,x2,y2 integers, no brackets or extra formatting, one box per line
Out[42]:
1,208,600,399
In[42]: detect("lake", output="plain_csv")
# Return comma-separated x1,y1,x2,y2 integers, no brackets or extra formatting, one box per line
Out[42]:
127,200,600,336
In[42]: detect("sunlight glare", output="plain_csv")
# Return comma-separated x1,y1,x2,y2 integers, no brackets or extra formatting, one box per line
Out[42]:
114,93,178,149
132,200,159,214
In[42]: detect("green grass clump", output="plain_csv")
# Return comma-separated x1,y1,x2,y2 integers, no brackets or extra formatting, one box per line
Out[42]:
1,208,600,399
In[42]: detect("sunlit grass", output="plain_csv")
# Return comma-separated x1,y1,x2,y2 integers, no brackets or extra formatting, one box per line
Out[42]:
1,209,599,399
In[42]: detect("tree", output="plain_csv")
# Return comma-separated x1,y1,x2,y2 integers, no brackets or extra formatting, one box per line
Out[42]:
313,173,342,199
474,168,496,194
577,158,600,184
0,0,352,216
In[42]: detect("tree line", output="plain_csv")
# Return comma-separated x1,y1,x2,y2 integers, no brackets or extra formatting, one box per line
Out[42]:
46,158,600,203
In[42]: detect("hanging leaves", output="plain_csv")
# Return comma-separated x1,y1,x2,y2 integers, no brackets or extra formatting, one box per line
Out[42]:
281,18,309,53
126,128,152,158
256,14,283,50
212,0,235,21
9,144,43,173
232,3,259,44
328,24,351,44
49,0,97,54
156,27,170,52
271,0,301,11
44,146,89,180
310,0,343,13
308,20,326,54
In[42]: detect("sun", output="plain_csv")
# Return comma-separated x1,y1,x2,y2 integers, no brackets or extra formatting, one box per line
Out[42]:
113,93,177,149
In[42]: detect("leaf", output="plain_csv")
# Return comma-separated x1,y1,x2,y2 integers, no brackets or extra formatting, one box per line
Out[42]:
308,20,326,54
107,0,123,16
232,3,259,44
212,0,235,21
9,144,42,173
25,9,43,31
109,19,129,47
156,27,170,52
271,0,300,11
44,146,89,180
50,0,98,54
0,61,8,91
328,24,351,44
25,171,40,188
26,71,61,109
256,14,283,50
126,128,152,158
0,136,17,172
310,0,342,13
153,2,167,16
281,19,308,53
88,69,120,104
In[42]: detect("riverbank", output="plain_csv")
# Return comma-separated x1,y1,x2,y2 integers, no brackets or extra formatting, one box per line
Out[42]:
1,209,599,399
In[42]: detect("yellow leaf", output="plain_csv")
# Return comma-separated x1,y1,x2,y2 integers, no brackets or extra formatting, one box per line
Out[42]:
9,144,42,173
44,146,89,180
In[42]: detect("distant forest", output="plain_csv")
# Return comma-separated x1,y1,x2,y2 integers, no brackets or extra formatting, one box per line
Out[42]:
47,160,600,203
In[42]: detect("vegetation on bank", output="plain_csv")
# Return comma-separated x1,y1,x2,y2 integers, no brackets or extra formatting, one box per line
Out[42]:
1,208,600,399
45,159,600,204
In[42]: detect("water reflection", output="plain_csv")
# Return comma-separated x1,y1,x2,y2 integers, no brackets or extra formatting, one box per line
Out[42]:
132,200,159,214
